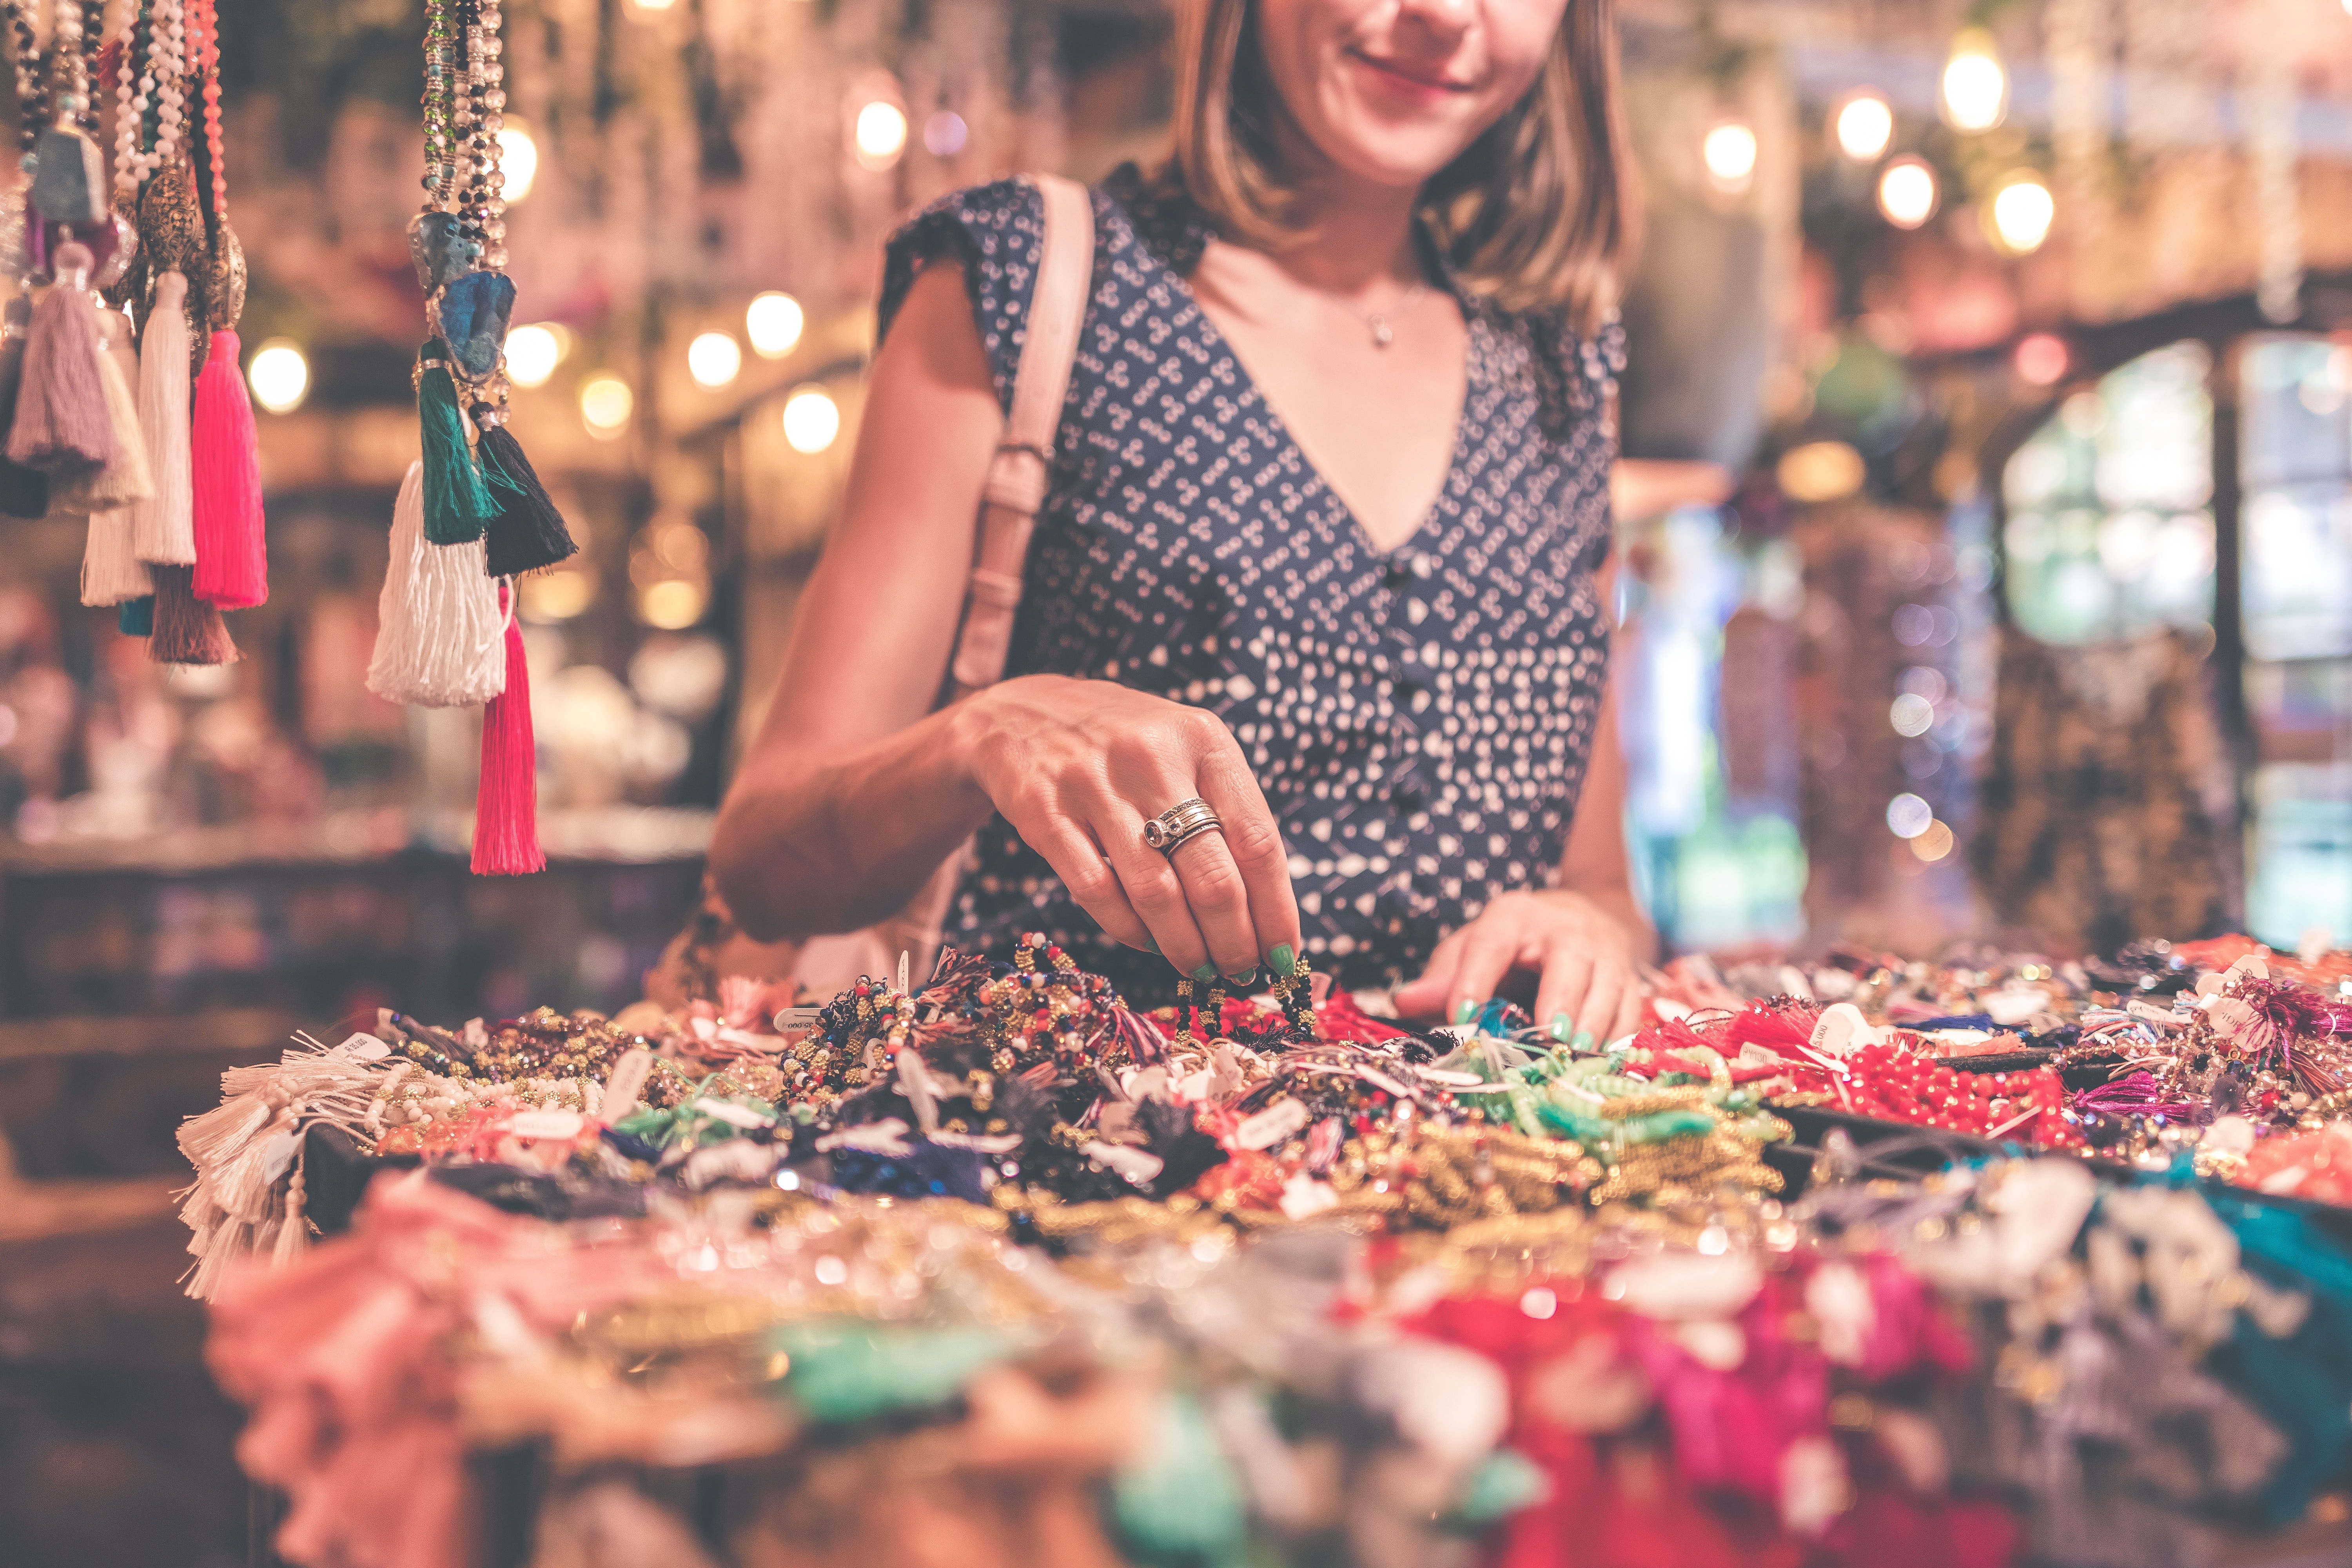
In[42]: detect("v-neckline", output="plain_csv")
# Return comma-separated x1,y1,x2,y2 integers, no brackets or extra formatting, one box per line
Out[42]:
1123,205,1475,564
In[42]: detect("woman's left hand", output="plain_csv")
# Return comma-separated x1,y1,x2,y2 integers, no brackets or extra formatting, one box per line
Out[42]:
1392,889,1646,1046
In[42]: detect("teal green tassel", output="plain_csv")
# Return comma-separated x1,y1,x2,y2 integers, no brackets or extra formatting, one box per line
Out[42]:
118,596,154,636
770,1320,1022,1425
1110,1392,1250,1566
417,340,494,544
1440,1448,1551,1533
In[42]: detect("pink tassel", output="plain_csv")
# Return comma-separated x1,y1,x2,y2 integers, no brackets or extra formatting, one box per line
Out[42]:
191,329,268,608
471,586,543,875
7,242,116,474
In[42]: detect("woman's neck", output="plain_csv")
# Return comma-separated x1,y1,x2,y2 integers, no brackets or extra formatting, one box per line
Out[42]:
1257,124,1427,299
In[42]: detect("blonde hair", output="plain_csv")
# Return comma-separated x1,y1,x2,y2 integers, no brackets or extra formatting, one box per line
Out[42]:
1168,0,1637,336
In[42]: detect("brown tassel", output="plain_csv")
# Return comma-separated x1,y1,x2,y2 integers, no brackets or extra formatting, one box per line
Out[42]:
7,243,116,474
149,564,238,666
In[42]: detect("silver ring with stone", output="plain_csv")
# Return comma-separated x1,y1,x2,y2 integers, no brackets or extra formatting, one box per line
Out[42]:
1141,797,1222,856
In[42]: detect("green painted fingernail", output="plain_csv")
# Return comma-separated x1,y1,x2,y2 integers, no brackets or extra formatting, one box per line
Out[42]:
1193,964,1218,985
1454,999,1479,1025
1228,968,1259,987
1549,1013,1572,1043
1571,1030,1595,1051
1269,943,1296,977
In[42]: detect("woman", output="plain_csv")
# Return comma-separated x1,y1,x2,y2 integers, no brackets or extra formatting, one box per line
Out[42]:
712,0,1649,1042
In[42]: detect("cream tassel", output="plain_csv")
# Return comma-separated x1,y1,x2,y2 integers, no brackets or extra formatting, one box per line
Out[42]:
367,459,508,707
132,270,194,565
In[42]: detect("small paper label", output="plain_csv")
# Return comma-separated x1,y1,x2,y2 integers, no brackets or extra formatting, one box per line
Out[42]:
341,1033,391,1062
1234,1098,1311,1151
1085,1142,1165,1185
508,1109,585,1141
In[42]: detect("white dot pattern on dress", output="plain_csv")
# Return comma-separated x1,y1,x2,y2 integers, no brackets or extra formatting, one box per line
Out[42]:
876,177,1624,999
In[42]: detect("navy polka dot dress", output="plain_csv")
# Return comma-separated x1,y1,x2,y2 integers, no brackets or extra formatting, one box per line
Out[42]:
877,167,1623,1004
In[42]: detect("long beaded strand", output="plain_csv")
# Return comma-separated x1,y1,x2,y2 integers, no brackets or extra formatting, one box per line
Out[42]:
2,1,44,163
419,0,457,215
186,0,216,217
111,0,140,194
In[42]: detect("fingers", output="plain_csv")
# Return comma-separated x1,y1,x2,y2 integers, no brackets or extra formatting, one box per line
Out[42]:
1572,960,1626,1047
1194,744,1300,975
1164,826,1265,980
1445,916,1526,1027
1392,928,1468,1021
1534,946,1597,1044
1612,984,1645,1043
1094,803,1217,976
1024,820,1151,950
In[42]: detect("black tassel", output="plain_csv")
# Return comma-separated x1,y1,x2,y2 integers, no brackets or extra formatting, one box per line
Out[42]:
477,423,577,576
0,335,50,518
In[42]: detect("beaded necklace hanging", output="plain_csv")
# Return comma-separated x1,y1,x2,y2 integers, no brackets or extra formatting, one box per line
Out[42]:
370,0,572,877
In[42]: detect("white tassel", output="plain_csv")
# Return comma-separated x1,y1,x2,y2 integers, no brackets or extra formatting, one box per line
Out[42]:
367,459,508,707
175,1031,390,1298
81,503,152,604
132,270,194,566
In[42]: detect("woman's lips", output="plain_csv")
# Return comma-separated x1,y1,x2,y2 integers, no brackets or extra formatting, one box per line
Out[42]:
1348,49,1474,100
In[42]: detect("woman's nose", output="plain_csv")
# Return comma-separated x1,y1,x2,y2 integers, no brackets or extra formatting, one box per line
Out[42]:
1394,0,1476,38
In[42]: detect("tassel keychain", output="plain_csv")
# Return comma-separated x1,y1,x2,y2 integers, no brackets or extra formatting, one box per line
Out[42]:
367,459,506,708
0,300,51,517
472,581,543,876
56,305,152,512
149,562,237,666
75,296,155,606
416,338,493,544
7,240,114,474
182,0,264,608
477,411,575,576
132,269,196,564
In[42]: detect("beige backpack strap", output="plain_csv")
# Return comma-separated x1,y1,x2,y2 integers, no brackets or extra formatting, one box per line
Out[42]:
948,172,1094,695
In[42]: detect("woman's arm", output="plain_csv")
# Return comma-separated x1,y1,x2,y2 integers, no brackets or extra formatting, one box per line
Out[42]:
710,263,1302,982
1391,556,1653,1040
709,262,1008,940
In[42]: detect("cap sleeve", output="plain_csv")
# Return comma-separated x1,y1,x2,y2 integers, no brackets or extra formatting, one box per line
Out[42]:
877,178,1046,417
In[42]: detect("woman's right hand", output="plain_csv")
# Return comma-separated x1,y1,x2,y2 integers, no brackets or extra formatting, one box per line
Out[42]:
951,674,1301,984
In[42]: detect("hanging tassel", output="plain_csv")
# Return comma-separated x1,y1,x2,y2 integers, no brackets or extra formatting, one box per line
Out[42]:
366,459,507,707
82,506,153,606
149,563,238,666
119,596,154,636
54,337,155,512
0,314,51,517
472,583,544,876
477,420,578,575
133,272,196,564
191,329,268,608
417,339,493,545
7,243,116,474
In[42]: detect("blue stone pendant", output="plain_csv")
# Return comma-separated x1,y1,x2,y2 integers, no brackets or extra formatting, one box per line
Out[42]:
436,270,517,382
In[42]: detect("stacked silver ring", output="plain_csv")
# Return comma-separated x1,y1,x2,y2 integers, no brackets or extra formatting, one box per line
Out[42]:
1141,797,1222,855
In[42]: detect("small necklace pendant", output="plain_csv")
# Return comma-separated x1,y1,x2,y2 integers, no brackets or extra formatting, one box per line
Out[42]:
1370,317,1394,348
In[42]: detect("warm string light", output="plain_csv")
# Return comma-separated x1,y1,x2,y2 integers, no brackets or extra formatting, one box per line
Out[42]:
247,341,310,413
1833,91,1893,162
1940,30,2008,132
1702,118,1757,194
1878,157,1938,228
746,291,804,358
688,331,741,388
782,386,840,453
1989,174,2055,254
